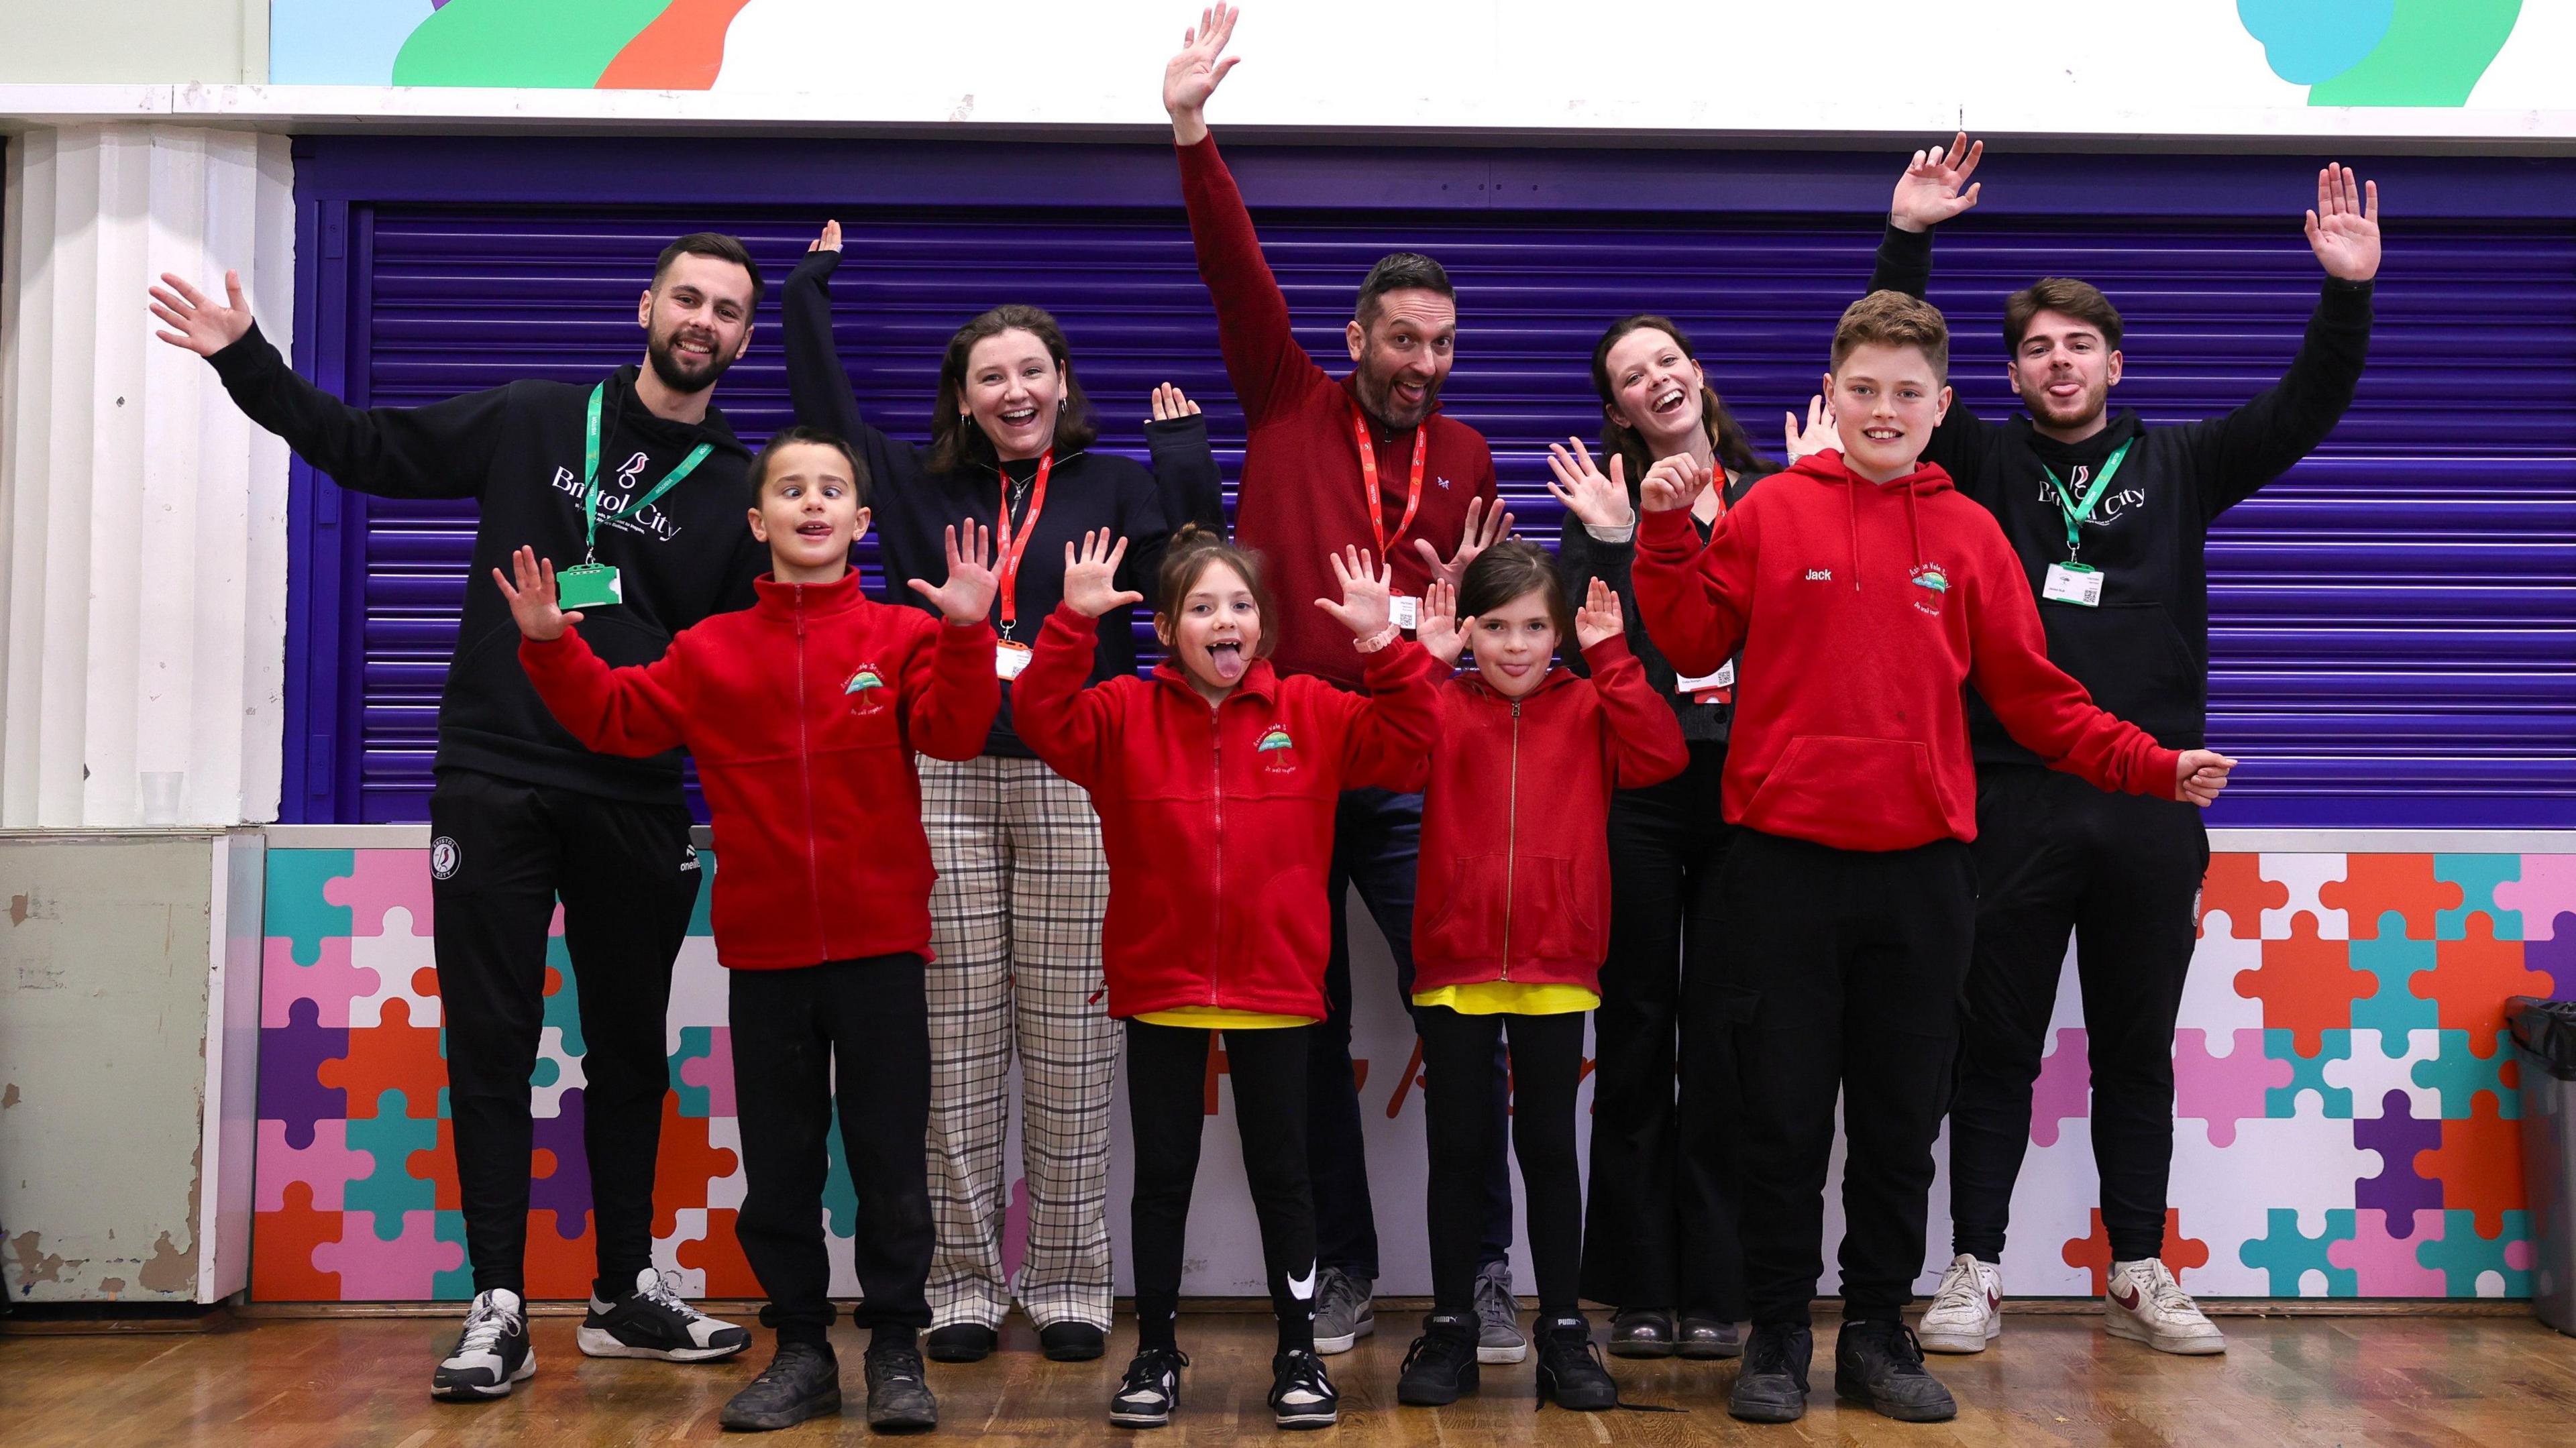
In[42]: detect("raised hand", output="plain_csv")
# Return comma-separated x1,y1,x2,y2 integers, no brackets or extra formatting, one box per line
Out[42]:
2305,164,2381,282
1638,453,1713,514
1890,131,1984,233
1783,394,1841,462
1415,579,1468,667
1148,382,1202,423
1544,437,1636,530
2174,748,2239,807
1415,495,1514,592
148,270,255,356
1316,546,1394,640
492,547,580,642
1574,577,1623,651
808,219,843,254
1164,4,1242,143
1061,528,1143,618
908,520,999,624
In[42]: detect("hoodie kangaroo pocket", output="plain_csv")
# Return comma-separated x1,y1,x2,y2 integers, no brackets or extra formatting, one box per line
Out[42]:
1744,735,1948,846
1417,854,1513,963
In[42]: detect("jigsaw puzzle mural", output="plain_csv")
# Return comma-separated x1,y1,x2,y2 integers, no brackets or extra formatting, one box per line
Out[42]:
253,847,2574,1301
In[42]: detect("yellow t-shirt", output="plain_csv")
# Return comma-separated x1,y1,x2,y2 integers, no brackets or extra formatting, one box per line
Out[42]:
1410,983,1601,1015
1134,1005,1318,1030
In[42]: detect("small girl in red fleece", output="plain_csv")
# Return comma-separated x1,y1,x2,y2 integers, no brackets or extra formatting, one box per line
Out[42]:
1393,542,1687,1413
1007,526,1440,1432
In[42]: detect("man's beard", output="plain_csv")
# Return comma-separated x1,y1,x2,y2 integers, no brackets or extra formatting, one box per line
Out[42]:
647,327,733,396
1355,359,1440,430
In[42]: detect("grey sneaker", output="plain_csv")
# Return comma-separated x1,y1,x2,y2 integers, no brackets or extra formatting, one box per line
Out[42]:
1472,1260,1527,1365
1311,1267,1375,1355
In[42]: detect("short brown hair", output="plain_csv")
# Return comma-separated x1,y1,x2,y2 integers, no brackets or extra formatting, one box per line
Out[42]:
928,304,1099,476
2004,277,2125,353
749,425,870,508
653,232,764,306
1456,540,1574,647
1356,252,1455,327
1831,289,1951,384
1155,525,1277,659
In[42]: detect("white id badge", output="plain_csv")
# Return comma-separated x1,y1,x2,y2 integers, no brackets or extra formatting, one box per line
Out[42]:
2041,562,2103,608
1389,595,1420,630
1676,660,1735,693
996,641,1033,680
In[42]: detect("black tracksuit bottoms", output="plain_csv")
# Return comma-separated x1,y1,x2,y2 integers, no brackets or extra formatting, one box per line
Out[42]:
428,767,699,1300
1720,826,1976,1328
1419,1005,1587,1321
1127,1019,1318,1354
1949,767,2209,1265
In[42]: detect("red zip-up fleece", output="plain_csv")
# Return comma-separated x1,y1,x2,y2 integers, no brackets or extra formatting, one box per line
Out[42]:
1009,603,1441,1019
519,571,1000,969
1411,636,1689,995
1631,449,2182,852
1177,135,1499,690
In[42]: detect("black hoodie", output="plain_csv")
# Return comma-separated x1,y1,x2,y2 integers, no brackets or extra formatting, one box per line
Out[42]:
209,323,767,801
1870,222,2373,763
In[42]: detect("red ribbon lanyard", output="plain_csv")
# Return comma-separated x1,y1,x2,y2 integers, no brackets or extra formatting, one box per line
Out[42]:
994,448,1053,635
1350,400,1426,557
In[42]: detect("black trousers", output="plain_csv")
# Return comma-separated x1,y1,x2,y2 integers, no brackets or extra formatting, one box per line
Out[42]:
1582,742,1747,1319
1128,1020,1317,1353
1419,1006,1587,1320
429,767,699,1298
1721,828,1976,1327
1949,767,2209,1264
730,954,935,1340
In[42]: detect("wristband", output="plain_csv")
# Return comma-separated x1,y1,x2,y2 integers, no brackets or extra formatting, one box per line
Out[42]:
1352,624,1401,654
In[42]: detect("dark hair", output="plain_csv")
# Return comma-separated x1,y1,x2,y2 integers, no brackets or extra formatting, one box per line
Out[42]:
1456,540,1574,647
1154,525,1277,659
749,425,871,509
1832,289,1951,384
1354,252,1456,328
2004,276,2125,353
927,304,1099,476
652,232,764,307
1590,314,1772,487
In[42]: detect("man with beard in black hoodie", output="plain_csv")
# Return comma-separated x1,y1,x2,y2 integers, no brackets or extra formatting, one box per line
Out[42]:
1839,137,2379,1359
152,236,771,1399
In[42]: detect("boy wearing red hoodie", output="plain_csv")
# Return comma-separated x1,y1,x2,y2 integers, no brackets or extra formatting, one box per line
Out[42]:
502,426,1004,1435
1631,294,2235,1426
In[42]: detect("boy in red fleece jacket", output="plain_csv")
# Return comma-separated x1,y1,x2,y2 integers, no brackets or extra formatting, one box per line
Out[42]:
502,425,1002,1435
1631,294,2235,1427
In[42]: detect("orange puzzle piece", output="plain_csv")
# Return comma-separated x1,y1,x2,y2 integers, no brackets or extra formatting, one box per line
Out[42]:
524,1208,599,1300
2417,1095,2527,1238
252,1180,345,1302
2061,1208,2211,1296
2414,913,2551,1055
2320,854,2459,940
316,997,446,1119
675,1207,766,1299
2199,854,2287,938
651,1094,743,1239
2233,913,2374,1054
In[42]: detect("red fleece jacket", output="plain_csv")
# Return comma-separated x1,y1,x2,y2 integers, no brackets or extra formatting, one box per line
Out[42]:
1009,604,1440,1019
519,571,1000,969
1631,450,2182,851
1411,636,1690,995
1177,135,1498,689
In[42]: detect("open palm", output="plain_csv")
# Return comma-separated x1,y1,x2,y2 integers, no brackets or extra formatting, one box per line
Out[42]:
1164,5,1241,123
2306,164,2381,282
1890,131,1983,233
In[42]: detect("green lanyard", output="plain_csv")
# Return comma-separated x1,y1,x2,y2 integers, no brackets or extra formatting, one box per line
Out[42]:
2039,437,2135,562
582,382,713,563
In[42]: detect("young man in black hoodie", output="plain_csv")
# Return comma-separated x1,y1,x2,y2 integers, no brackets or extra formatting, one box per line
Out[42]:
1847,138,2380,1357
150,236,771,1398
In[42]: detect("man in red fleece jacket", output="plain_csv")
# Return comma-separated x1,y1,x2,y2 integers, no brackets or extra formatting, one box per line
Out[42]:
505,427,1002,1435
1631,292,2235,1427
1162,3,1522,1359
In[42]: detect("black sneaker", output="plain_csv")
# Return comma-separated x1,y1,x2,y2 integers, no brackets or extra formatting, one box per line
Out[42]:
1727,1322,1814,1423
718,1341,842,1431
1535,1315,1619,1411
1395,1315,1481,1406
1040,1320,1107,1361
924,1323,996,1363
1109,1346,1189,1428
1677,1315,1745,1360
1268,1348,1340,1429
1607,1306,1676,1359
864,1339,940,1433
431,1288,534,1400
1833,1319,1955,1423
578,1268,752,1362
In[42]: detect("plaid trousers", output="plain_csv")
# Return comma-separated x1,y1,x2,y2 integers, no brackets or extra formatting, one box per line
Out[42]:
919,754,1118,1331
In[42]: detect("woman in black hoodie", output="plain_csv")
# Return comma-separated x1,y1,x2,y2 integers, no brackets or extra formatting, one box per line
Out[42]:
782,221,1224,1365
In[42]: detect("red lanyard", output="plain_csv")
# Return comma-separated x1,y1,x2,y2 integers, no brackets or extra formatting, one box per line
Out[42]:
1350,400,1426,557
994,447,1053,635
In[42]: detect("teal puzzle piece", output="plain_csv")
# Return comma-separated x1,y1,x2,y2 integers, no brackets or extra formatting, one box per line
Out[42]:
2418,1209,2534,1296
824,1116,859,1241
542,934,588,1058
2239,1208,2357,1296
2411,1029,2520,1119
688,851,716,936
2350,914,2438,1053
432,1211,475,1301
345,1089,441,1239
2265,1029,2353,1117
266,848,356,965
672,1026,717,1118
2435,854,2523,941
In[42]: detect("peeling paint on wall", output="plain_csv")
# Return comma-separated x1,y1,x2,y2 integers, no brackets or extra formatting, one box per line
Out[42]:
9,1230,85,1287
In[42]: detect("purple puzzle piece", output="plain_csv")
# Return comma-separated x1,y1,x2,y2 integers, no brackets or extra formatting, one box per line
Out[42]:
2355,1089,2444,1227
2174,1027,2292,1148
529,1087,593,1220
2525,916,2576,1000
260,995,349,1150
2031,1028,2090,1146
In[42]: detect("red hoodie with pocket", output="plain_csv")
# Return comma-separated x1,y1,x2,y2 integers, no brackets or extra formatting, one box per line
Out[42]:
1008,602,1441,1019
519,570,1000,970
1410,636,1690,995
1631,449,2182,852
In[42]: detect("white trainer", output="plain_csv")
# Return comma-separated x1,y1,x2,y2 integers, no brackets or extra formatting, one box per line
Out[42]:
1916,1254,2002,1353
2105,1258,2226,1355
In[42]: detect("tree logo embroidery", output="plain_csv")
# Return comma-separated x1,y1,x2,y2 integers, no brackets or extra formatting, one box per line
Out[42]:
1256,724,1299,774
1911,563,1950,616
845,665,888,714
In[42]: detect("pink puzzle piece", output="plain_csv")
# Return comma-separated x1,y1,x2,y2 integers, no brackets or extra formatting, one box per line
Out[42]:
311,1209,465,1298
678,1027,737,1117
2497,858,2576,942
323,850,438,938
255,1119,374,1211
2174,1027,2292,1148
2031,1029,2090,1146
2328,1209,2449,1296
260,934,380,1029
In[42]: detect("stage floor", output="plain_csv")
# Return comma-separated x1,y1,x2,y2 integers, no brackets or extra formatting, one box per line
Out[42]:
7,1308,2573,1445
